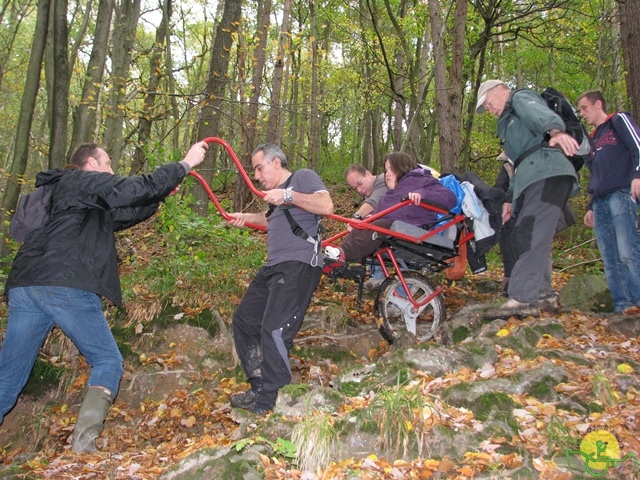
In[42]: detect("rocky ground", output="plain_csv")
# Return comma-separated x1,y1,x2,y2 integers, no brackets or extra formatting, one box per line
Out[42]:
0,271,639,479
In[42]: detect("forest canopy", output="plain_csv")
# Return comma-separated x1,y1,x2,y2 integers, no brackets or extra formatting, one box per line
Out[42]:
0,0,636,252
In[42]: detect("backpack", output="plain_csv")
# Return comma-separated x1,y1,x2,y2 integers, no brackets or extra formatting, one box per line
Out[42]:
9,183,56,243
539,87,590,171
510,87,590,172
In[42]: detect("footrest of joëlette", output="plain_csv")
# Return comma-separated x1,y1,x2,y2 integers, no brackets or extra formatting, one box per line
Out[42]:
324,263,366,280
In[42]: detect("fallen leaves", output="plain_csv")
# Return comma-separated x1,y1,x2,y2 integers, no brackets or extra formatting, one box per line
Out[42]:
617,362,634,374
3,266,640,480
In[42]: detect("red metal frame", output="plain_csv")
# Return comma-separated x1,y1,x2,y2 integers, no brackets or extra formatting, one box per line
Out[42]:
188,137,473,313
373,246,445,310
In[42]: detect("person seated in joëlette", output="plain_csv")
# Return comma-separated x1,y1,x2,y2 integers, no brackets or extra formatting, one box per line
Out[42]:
324,151,456,267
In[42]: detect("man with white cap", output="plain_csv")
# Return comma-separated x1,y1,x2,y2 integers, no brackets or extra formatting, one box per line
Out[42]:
476,80,579,318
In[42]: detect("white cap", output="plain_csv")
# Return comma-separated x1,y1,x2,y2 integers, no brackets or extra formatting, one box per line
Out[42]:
476,80,505,114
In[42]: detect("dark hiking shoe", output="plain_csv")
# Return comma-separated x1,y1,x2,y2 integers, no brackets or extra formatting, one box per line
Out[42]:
230,389,256,409
249,404,272,415
538,292,559,313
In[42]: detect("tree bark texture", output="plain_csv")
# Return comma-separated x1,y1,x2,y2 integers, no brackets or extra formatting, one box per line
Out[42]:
236,0,271,211
307,0,321,169
49,0,70,170
191,0,242,214
619,0,640,122
266,0,291,144
69,0,114,155
0,0,51,256
102,0,142,173
428,0,466,174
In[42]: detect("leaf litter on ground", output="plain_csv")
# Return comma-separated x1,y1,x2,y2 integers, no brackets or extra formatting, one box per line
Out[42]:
1,219,639,479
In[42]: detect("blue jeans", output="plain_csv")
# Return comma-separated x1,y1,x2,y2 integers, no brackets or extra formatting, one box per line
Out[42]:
0,287,124,423
593,190,640,312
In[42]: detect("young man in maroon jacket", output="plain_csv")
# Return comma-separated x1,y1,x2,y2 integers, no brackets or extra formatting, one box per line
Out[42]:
577,90,640,314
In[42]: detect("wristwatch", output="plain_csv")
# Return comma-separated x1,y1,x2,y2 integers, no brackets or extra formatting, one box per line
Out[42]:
283,187,294,205
352,213,363,220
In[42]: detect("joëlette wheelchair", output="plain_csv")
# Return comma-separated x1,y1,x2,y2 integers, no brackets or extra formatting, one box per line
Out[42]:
189,138,474,345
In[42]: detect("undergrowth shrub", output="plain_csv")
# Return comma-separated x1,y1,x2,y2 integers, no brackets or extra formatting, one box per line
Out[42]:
291,412,340,472
119,191,265,313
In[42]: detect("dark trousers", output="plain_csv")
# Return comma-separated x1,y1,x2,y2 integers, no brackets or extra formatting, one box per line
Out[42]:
232,261,322,408
500,217,518,278
342,219,394,261
508,176,573,304
501,197,575,282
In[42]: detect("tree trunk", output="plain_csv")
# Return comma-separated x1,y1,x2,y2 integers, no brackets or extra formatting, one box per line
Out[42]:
235,0,271,211
383,0,408,151
163,0,180,151
129,0,170,175
266,0,291,143
365,0,410,156
428,0,466,174
307,0,320,169
287,44,301,165
102,0,142,173
449,0,466,168
48,0,69,170
373,107,383,172
279,39,291,143
462,0,498,170
403,23,435,163
69,0,114,155
0,0,51,256
191,0,242,214
68,2,93,98
619,0,640,121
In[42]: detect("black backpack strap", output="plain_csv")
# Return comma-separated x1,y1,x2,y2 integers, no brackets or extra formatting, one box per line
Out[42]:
506,90,551,169
268,171,323,267
265,173,295,218
513,142,546,169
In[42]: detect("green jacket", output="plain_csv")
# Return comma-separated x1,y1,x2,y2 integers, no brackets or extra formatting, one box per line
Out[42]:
497,89,578,202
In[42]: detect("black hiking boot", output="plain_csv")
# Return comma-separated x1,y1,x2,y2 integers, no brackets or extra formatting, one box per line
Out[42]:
230,389,257,409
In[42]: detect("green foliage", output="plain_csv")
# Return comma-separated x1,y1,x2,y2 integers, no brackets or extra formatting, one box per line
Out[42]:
231,436,297,461
291,344,357,365
22,358,66,398
546,415,580,458
452,326,470,344
473,392,517,425
110,323,136,359
291,413,340,471
280,383,310,400
526,378,556,401
592,371,617,407
338,381,362,397
120,191,265,312
587,402,605,414
370,377,436,458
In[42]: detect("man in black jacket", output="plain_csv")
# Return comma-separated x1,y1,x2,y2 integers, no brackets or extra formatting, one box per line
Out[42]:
0,140,207,452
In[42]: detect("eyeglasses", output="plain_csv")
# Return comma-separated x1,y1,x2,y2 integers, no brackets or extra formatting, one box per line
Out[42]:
355,176,365,188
